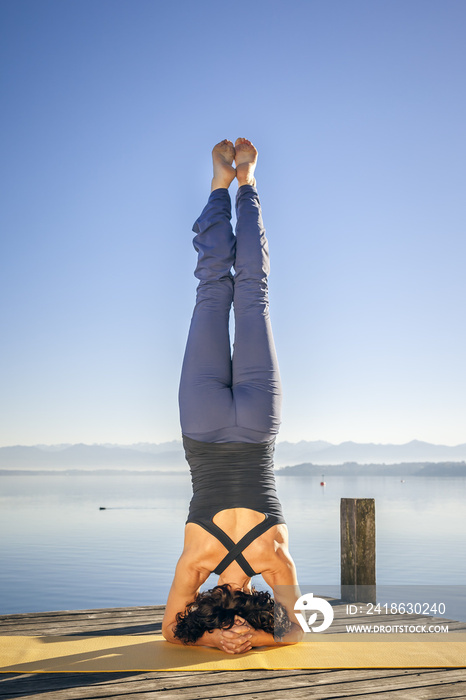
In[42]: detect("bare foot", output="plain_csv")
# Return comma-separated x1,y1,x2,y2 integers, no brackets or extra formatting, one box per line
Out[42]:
211,139,236,192
235,138,257,187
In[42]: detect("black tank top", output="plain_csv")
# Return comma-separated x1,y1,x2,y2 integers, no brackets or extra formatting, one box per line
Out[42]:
183,435,286,577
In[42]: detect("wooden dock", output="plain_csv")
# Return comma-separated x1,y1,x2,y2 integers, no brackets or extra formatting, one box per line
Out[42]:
1,604,465,699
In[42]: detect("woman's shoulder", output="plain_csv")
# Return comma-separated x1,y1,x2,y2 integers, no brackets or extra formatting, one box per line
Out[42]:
254,524,296,579
183,523,227,571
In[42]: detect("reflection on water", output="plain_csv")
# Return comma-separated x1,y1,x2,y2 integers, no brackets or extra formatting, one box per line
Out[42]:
0,473,465,614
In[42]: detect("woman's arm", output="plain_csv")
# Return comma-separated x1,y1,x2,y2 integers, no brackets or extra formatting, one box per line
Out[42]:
248,622,303,647
259,549,305,646
162,549,210,645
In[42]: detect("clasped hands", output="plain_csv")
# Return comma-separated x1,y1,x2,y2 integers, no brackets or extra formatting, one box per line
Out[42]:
211,615,255,654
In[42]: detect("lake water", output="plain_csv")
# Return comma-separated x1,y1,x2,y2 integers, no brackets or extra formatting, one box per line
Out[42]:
1,472,465,614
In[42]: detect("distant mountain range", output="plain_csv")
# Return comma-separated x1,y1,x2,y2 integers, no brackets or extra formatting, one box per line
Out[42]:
0,442,185,471
0,439,466,473
275,439,466,467
277,461,466,477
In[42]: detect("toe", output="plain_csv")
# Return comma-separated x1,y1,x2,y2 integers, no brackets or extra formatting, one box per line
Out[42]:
235,137,253,149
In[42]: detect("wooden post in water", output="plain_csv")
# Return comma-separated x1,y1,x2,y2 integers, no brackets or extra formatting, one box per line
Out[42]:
340,498,376,603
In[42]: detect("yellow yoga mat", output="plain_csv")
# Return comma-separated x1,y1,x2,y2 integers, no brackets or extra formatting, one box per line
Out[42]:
1,634,465,672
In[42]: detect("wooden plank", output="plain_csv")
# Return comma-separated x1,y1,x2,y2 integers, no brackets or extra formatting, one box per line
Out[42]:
1,669,464,700
381,688,466,700
0,608,166,636
0,613,166,625
85,669,464,698
0,615,157,628
0,668,441,694
0,621,163,636
0,606,165,621
5,680,464,700
0,608,165,623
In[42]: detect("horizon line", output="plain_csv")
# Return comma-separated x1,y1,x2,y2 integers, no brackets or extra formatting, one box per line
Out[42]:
1,438,466,450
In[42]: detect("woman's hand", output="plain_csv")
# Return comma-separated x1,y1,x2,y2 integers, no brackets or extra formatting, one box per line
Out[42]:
211,616,254,654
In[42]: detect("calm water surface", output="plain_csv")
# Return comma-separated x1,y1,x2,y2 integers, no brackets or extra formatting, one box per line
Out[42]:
1,472,465,614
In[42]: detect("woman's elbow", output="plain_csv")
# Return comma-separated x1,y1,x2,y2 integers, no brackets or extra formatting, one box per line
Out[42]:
162,624,179,644
292,624,305,643
282,623,305,645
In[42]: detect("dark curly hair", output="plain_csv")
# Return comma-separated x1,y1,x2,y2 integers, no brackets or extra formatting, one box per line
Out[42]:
173,584,292,644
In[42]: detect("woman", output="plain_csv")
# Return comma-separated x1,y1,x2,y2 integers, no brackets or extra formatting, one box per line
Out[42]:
162,138,303,654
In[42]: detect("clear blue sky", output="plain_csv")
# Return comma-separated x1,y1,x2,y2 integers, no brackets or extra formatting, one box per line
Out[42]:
1,0,465,447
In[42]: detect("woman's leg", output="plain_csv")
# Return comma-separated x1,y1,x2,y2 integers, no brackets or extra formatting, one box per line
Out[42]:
179,142,238,439
231,140,282,440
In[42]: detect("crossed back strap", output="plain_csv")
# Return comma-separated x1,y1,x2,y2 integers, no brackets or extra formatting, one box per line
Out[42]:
192,513,282,577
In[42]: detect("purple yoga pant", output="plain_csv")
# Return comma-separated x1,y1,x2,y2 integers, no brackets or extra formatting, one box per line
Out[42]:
178,185,282,443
